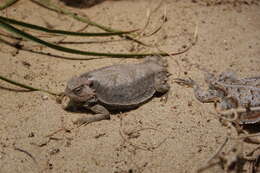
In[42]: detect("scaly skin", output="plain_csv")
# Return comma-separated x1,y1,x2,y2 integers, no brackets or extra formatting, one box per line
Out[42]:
62,56,170,125
175,71,260,124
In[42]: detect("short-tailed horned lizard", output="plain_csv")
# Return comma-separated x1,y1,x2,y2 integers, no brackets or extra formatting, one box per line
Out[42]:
60,56,170,125
175,71,260,124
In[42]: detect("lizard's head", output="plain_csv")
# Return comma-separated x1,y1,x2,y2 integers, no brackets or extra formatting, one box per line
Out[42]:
65,76,95,103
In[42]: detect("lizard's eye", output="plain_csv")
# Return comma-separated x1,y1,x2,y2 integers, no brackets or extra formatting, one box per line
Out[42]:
73,87,82,95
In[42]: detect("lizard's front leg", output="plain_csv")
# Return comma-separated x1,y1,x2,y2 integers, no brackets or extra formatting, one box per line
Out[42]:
73,104,110,125
174,78,220,103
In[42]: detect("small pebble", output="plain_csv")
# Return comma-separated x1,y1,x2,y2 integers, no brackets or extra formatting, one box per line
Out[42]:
42,95,48,100
50,148,60,155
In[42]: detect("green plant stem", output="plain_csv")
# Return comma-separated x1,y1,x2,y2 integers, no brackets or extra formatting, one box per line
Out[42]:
0,36,104,60
0,16,136,36
0,0,18,10
0,19,175,58
30,0,149,46
0,75,58,95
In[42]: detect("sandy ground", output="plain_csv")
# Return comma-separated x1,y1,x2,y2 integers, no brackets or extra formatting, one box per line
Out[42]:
0,0,260,172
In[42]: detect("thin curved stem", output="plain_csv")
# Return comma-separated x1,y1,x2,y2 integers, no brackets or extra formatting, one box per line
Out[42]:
30,0,150,46
0,16,137,37
0,75,58,95
0,19,176,58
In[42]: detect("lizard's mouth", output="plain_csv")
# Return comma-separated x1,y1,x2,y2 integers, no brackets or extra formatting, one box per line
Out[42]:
60,95,85,112
58,92,96,112
55,92,79,109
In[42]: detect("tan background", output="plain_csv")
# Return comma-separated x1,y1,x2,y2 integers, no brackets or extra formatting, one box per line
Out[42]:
0,0,259,172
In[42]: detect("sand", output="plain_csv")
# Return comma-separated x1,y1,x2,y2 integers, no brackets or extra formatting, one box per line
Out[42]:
0,0,260,172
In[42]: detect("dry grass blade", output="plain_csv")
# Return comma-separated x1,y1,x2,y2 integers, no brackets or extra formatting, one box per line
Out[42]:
119,116,168,152
143,6,168,38
0,75,58,96
30,0,149,46
0,19,174,58
0,16,137,37
206,137,229,164
0,36,103,60
0,0,18,10
197,137,229,173
234,133,260,140
14,146,38,165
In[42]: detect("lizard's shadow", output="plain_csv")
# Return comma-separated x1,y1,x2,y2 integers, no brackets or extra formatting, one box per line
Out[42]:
60,0,106,8
64,105,136,115
64,93,165,115
242,123,260,133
